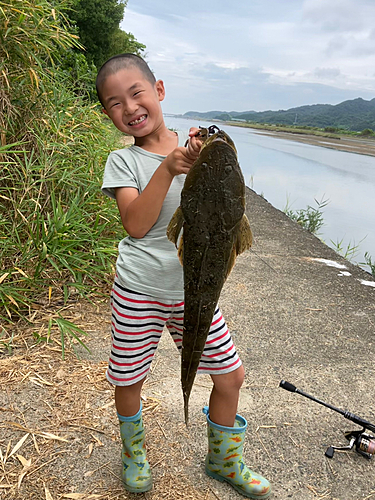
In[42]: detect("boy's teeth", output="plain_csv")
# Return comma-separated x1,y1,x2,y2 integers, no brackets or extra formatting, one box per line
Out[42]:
130,115,146,125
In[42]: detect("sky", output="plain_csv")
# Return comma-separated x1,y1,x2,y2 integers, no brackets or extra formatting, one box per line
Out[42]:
120,0,375,115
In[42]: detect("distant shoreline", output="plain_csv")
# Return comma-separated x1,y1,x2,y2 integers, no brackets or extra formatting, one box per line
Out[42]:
171,115,375,157
251,128,375,157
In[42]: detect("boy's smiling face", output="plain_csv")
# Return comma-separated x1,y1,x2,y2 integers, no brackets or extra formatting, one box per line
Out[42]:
101,66,165,138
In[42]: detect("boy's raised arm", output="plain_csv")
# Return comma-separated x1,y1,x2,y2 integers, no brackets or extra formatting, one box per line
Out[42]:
115,136,202,239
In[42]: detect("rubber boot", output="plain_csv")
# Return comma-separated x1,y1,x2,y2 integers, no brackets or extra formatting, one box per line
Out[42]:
118,402,152,493
203,407,271,499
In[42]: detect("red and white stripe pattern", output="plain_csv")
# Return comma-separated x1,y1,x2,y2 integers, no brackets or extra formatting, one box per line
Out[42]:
107,278,242,386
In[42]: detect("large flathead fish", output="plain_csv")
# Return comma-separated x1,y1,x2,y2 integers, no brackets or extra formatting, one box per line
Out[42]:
167,128,253,424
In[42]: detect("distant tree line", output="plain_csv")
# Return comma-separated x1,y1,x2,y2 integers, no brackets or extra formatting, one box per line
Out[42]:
185,97,375,133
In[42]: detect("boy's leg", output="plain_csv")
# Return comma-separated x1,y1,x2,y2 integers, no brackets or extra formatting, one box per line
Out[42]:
116,382,152,493
209,365,244,426
115,378,145,417
198,309,271,499
108,280,176,493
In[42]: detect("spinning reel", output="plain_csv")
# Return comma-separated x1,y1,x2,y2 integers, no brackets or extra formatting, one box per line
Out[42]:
280,380,375,459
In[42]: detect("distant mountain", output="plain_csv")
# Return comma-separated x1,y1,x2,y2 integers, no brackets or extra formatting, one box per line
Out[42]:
184,98,375,132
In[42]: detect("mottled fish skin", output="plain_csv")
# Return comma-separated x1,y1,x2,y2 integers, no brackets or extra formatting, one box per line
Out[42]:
167,129,252,424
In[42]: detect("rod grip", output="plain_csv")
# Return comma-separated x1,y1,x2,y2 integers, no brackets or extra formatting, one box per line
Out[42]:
345,411,375,433
279,380,297,393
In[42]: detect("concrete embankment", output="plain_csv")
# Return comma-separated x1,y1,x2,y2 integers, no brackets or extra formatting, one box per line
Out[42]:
147,186,374,499
218,187,375,499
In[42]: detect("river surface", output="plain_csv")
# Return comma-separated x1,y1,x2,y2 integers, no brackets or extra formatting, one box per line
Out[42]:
164,116,375,270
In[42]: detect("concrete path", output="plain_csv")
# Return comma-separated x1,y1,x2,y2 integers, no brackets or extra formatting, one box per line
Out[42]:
147,186,374,500
215,187,375,499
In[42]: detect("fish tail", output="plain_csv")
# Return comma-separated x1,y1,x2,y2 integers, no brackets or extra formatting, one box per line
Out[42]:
184,393,189,426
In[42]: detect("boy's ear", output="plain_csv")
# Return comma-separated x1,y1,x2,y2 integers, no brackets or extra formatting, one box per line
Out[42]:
155,80,165,101
102,108,109,116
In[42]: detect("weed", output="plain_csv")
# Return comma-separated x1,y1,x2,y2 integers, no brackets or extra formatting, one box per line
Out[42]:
361,252,375,275
284,197,329,235
0,328,14,355
0,0,124,356
330,238,364,261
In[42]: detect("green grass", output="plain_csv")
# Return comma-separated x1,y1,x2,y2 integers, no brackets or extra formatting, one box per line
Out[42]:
0,0,125,353
329,238,365,262
210,116,375,140
230,121,343,139
284,198,374,276
283,197,329,235
362,253,375,275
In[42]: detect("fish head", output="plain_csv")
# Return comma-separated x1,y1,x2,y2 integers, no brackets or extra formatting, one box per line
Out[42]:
200,129,237,155
185,129,240,189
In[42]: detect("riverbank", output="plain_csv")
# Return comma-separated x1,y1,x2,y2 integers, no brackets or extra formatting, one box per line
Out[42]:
253,128,375,157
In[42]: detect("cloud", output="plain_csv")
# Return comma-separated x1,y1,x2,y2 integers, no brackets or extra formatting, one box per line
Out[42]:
302,0,366,32
121,1,375,113
313,68,341,79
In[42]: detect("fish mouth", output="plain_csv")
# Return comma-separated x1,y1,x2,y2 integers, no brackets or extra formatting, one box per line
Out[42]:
128,114,147,126
203,131,237,154
211,137,227,144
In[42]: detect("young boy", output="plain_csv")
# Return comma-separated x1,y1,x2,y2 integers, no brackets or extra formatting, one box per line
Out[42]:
97,53,271,499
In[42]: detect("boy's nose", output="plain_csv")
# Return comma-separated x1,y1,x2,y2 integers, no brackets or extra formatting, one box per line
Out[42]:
124,102,138,116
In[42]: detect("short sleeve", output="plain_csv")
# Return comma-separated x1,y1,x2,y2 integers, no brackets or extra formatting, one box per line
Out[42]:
101,150,139,199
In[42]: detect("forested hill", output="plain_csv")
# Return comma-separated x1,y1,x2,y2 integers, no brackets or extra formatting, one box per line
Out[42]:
183,97,375,132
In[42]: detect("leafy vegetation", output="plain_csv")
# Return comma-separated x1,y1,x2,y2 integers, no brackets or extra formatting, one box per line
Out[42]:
66,0,145,69
362,253,375,275
184,97,375,132
0,0,126,349
284,199,374,275
329,238,361,261
284,198,329,235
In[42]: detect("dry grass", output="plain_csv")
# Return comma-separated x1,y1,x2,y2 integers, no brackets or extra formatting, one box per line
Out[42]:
0,298,216,500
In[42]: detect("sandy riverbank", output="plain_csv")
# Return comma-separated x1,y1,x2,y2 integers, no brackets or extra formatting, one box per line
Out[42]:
252,128,375,157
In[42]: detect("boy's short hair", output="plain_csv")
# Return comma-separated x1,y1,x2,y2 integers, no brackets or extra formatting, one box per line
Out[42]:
96,53,156,107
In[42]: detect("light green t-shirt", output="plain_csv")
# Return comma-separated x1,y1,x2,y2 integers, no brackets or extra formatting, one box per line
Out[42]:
101,130,188,300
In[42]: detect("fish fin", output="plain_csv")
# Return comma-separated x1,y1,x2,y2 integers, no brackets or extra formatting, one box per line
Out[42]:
184,392,189,426
177,235,184,265
167,206,184,247
235,214,253,255
225,215,253,280
225,245,238,280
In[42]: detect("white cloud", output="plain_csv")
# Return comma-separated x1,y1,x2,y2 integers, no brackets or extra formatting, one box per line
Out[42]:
121,1,375,113
302,0,366,32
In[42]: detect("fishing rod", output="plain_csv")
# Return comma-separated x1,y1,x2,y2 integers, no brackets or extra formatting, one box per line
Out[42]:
279,380,375,459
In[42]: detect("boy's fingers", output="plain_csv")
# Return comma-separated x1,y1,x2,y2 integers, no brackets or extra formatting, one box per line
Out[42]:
188,127,201,137
186,143,200,159
188,136,202,153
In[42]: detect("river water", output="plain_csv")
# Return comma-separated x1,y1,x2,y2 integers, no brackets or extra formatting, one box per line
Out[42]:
164,116,375,270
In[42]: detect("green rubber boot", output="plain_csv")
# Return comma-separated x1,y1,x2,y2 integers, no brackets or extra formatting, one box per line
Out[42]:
118,403,152,493
203,407,271,499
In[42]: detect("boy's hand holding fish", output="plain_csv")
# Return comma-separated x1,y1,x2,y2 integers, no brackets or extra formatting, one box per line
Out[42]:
162,127,203,176
115,128,202,238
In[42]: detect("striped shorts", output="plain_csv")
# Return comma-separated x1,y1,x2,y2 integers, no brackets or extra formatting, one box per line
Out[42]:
107,278,242,386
